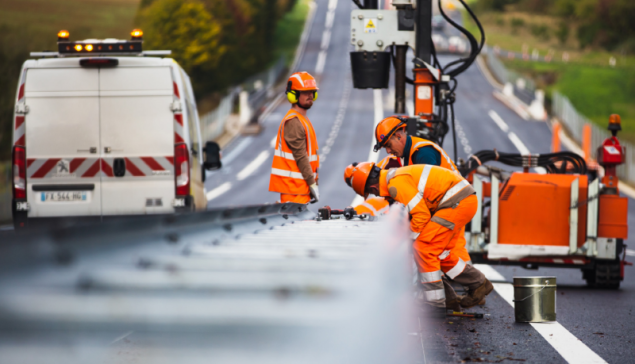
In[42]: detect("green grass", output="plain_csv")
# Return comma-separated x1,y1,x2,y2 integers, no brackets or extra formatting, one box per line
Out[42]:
272,0,310,67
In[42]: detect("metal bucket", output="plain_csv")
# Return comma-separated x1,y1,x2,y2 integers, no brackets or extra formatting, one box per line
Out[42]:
513,276,556,323
350,51,391,89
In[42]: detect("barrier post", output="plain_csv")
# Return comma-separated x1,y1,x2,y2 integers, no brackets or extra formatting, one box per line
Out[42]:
582,124,592,162
552,122,561,153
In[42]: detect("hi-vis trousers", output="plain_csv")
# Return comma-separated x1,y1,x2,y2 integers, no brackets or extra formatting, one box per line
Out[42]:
414,194,482,307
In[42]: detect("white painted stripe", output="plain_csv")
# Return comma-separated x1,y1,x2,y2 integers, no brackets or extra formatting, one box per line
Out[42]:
488,110,509,132
474,264,608,364
325,10,335,29
627,249,635,257
353,89,384,207
206,182,231,201
328,0,338,11
320,30,331,50
315,50,327,74
508,132,530,155
270,135,277,148
236,150,270,181
221,137,252,166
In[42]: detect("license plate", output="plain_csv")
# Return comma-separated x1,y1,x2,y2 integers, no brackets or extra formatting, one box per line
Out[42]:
40,191,88,202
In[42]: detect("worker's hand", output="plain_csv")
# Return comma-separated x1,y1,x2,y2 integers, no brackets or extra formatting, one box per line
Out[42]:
309,183,320,204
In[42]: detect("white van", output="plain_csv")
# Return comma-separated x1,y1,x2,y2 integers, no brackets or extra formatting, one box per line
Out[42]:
11,31,221,229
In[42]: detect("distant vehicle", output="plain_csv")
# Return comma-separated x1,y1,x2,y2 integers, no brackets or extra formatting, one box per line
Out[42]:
432,34,448,52
432,15,445,32
448,36,467,54
11,30,221,229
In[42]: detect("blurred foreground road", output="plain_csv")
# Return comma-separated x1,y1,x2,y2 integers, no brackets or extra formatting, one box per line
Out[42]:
204,0,635,362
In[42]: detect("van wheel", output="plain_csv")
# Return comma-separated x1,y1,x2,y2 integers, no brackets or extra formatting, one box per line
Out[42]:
583,263,621,289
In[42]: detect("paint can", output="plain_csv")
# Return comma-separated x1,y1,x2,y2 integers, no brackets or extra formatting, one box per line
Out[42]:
513,276,556,323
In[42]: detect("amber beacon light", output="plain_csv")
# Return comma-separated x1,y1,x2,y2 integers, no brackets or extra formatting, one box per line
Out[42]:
131,29,143,40
57,30,70,40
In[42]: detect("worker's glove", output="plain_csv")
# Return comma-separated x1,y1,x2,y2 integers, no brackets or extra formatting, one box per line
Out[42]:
309,183,320,204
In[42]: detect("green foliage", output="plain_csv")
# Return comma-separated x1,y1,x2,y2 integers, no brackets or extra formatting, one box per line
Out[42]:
510,17,524,34
138,0,298,95
530,23,550,40
555,22,569,44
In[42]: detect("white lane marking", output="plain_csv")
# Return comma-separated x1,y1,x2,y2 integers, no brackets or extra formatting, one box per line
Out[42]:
321,30,331,50
627,249,635,257
222,137,252,166
454,119,472,156
236,150,270,181
315,50,327,74
475,264,608,364
206,182,231,201
270,135,277,148
352,89,384,207
508,132,530,155
488,110,509,132
325,10,335,28
328,0,338,11
490,110,547,174
319,74,352,164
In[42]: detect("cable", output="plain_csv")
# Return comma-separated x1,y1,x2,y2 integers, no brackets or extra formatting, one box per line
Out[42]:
437,0,478,77
351,0,363,9
458,150,588,177
450,102,457,162
390,45,414,84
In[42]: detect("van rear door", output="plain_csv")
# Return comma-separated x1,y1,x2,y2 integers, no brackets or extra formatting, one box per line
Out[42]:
24,68,102,217
99,66,175,215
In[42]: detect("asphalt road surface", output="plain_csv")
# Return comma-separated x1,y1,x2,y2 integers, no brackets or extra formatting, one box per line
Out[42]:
204,0,635,362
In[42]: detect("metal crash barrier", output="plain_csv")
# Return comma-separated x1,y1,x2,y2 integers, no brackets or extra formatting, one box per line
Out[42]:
0,203,417,364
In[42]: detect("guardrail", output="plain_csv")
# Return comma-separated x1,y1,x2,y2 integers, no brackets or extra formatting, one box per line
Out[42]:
552,91,635,184
0,203,417,363
483,45,537,104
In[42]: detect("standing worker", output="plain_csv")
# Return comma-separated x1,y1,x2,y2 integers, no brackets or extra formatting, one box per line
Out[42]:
346,162,493,316
269,72,320,204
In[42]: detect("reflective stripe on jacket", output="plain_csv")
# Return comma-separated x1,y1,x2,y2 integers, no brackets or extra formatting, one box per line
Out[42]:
269,110,319,195
379,165,475,233
355,197,390,216
407,136,459,174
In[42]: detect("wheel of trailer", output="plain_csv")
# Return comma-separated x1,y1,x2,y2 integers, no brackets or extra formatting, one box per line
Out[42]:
582,263,621,289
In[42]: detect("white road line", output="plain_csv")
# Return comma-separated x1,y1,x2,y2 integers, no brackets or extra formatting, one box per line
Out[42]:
488,110,509,132
206,182,231,201
110,331,133,345
406,98,415,117
325,9,335,28
222,137,252,166
270,135,277,148
454,119,472,156
627,249,635,257
315,50,327,74
475,264,608,364
321,30,331,50
328,0,338,11
490,110,546,174
508,132,530,155
236,150,270,181
352,88,384,207
319,74,352,164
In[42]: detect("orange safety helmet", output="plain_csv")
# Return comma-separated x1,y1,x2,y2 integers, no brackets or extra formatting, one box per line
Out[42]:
373,116,408,152
344,162,359,186
286,72,319,104
348,162,381,197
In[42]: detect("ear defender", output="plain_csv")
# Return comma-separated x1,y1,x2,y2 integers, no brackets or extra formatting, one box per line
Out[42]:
313,91,318,101
286,81,299,104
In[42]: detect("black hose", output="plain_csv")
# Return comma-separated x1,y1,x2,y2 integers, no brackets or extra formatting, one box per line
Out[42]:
458,150,588,177
450,102,458,162
351,0,363,9
437,0,478,77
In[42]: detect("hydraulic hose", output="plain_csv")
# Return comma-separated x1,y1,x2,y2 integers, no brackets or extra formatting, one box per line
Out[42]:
459,150,588,177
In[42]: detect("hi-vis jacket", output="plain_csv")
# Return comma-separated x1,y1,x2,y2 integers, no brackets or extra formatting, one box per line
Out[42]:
404,136,459,175
379,165,475,233
269,110,319,196
355,196,390,216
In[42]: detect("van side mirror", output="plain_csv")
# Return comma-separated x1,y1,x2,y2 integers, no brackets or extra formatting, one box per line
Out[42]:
203,141,222,171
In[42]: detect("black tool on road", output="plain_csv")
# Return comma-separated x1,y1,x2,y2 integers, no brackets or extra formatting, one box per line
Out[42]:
318,206,358,220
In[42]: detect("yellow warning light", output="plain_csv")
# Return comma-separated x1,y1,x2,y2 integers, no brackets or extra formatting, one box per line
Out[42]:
609,114,621,125
131,29,143,39
74,44,83,52
58,30,70,40
85,44,93,52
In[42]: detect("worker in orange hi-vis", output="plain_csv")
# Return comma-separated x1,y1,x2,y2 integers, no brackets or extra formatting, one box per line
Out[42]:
374,116,477,309
346,162,493,316
343,156,401,216
269,72,320,204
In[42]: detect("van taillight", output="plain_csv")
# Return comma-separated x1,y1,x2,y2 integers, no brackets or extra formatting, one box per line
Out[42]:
174,143,190,196
12,146,26,199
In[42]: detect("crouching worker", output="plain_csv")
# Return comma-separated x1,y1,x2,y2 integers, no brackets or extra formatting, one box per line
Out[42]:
343,156,401,216
346,162,493,316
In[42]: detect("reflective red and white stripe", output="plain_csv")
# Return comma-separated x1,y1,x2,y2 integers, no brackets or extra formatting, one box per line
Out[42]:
545,258,586,265
13,71,27,146
173,81,185,144
26,157,173,178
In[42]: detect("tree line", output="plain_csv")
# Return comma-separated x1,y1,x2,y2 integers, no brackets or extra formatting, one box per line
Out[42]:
137,0,297,97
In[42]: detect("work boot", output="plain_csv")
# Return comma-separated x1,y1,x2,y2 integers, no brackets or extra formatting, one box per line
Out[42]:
460,279,493,308
446,297,462,311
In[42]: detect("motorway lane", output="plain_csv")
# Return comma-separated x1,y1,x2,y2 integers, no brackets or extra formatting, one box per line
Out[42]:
204,1,634,362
